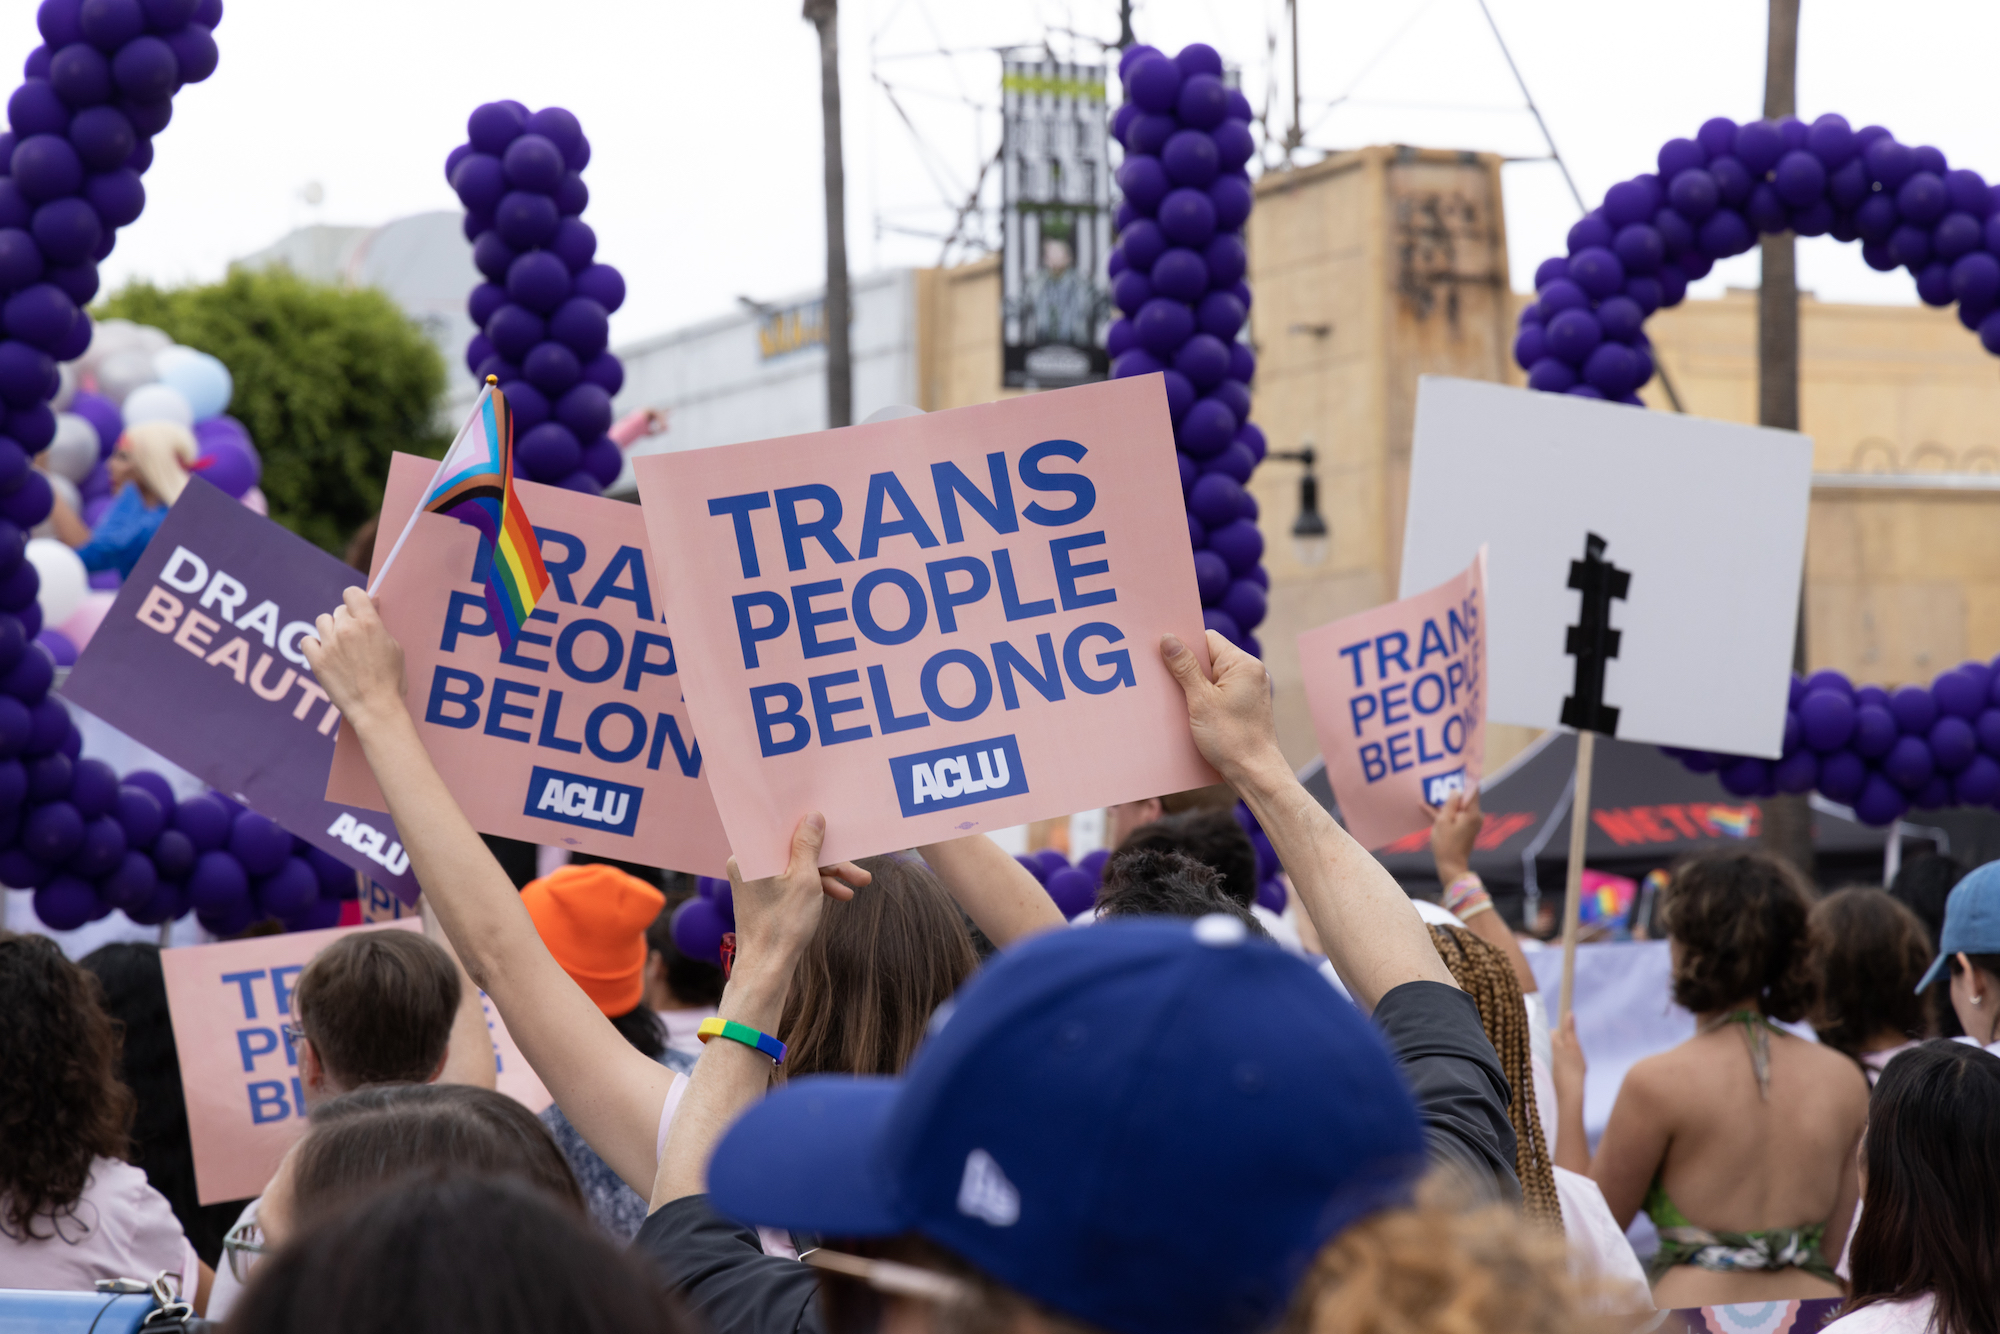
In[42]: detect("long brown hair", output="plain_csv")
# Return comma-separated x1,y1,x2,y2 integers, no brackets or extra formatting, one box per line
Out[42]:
1427,925,1562,1230
0,931,137,1238
1808,888,1933,1060
778,854,979,1078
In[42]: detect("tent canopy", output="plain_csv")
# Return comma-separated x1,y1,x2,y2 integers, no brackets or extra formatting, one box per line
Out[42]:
1301,732,1940,911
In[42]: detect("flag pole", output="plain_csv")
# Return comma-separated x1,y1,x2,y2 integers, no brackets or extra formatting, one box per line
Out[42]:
366,377,496,598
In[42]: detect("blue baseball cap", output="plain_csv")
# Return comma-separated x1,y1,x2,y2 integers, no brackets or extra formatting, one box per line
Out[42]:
1916,862,2000,992
707,915,1426,1334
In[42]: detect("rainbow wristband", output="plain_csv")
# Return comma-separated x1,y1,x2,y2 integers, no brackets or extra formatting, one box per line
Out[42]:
697,1017,787,1065
1443,873,1493,921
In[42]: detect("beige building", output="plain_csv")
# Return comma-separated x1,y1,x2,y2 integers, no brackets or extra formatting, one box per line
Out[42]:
917,144,2000,771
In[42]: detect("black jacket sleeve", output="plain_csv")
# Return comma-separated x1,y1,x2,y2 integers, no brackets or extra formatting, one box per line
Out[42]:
1371,980,1520,1202
635,1196,824,1334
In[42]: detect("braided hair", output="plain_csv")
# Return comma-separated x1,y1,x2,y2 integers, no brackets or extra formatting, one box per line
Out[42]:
1427,924,1563,1231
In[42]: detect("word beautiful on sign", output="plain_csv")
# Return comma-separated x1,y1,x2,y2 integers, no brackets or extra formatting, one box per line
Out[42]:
638,375,1213,878
59,479,423,902
1299,551,1487,850
326,456,732,875
136,546,339,734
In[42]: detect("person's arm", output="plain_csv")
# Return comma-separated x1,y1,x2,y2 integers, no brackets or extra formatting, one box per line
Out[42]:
424,899,498,1090
654,812,861,1208
193,1259,213,1317
1160,632,1454,1010
1550,1011,1591,1174
1427,791,1540,996
917,831,1064,947
301,589,673,1195
1587,1055,1674,1229
48,491,90,548
1822,1122,1862,1263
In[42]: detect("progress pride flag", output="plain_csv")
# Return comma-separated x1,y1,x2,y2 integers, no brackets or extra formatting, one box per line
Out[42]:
1299,549,1487,850
62,480,420,900
636,376,1214,879
326,454,730,875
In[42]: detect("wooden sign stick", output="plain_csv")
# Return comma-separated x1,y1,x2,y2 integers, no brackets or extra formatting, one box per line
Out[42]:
1556,728,1596,1025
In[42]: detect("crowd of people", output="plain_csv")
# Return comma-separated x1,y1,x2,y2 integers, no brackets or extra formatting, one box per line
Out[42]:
2,593,1999,1334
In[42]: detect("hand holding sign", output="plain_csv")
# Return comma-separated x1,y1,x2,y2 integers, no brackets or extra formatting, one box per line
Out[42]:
302,589,407,731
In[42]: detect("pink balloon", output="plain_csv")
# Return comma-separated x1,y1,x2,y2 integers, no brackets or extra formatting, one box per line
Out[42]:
239,486,267,516
59,590,116,652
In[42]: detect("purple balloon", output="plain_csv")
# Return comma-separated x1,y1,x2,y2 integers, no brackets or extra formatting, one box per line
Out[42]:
494,190,559,250
1934,666,1986,720
1799,688,1855,752
172,791,230,851
1890,685,1938,734
1955,755,2000,806
113,783,163,847
1718,756,1770,798
506,250,570,314
1160,129,1218,189
1931,715,1978,774
574,263,623,314
1116,154,1169,211
1125,53,1181,114
1176,398,1236,459
255,856,318,919
1045,866,1097,918
1853,774,1909,826
33,875,97,930
190,432,257,498
501,132,563,193
1545,309,1602,365
227,809,292,876
1883,735,1935,792
69,812,126,878
24,799,84,863
186,848,247,914
100,848,156,911
670,895,726,963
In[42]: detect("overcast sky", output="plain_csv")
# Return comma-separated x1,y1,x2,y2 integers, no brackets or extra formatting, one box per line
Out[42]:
13,0,2000,346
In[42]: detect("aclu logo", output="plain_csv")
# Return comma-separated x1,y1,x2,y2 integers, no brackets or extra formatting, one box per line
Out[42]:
524,766,643,837
889,734,1029,818
1421,767,1467,807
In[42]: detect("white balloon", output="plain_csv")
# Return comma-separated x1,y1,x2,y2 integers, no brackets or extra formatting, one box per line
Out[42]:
26,537,87,627
45,413,97,483
122,382,194,429
81,318,143,370
128,324,172,354
52,361,76,412
96,348,158,405
32,473,80,541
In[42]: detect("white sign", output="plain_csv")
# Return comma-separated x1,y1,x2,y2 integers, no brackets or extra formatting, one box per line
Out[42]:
1399,377,1810,759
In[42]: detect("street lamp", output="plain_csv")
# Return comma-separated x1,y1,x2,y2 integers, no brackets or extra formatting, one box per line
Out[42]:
1266,440,1329,567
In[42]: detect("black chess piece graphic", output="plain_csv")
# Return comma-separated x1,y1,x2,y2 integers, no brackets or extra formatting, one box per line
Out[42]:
1560,532,1629,736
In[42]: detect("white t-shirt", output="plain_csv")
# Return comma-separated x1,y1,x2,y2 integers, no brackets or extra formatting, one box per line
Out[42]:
657,1008,716,1062
1552,1166,1651,1308
202,1197,259,1322
0,1157,199,1296
1821,1294,1936,1334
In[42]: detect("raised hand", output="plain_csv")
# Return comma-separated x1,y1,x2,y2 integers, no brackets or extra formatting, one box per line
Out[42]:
1159,630,1284,788
301,587,406,726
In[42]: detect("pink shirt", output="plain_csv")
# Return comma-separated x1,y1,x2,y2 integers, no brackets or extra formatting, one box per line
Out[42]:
0,1157,199,1296
1821,1294,1936,1334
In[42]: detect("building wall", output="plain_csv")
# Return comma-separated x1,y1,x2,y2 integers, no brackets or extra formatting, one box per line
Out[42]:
616,269,919,476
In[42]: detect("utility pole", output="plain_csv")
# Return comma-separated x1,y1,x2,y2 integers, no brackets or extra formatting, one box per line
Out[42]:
1116,0,1134,49
1284,0,1302,167
1759,0,1813,877
804,0,853,428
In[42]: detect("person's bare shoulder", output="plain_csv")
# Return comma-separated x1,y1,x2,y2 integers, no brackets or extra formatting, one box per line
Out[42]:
1781,1034,1870,1105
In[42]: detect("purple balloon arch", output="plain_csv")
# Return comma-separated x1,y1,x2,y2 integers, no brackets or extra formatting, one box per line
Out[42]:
1521,113,2000,826
448,101,627,494
1104,42,1268,659
5,0,358,935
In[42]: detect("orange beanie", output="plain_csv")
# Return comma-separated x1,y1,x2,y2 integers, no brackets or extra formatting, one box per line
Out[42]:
520,863,666,1016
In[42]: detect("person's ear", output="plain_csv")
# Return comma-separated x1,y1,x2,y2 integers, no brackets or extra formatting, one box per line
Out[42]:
298,1037,327,1092
426,1046,449,1085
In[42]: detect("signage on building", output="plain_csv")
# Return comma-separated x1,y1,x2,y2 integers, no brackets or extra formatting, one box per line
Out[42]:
1001,58,1112,389
757,300,827,361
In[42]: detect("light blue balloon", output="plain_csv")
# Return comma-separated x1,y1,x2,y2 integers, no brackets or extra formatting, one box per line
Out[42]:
158,351,232,420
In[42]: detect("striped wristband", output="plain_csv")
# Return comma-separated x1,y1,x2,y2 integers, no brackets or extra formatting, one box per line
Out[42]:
1443,873,1494,921
697,1017,788,1065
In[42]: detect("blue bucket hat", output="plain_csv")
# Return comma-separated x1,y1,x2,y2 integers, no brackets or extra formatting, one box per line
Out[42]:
1916,862,2000,992
706,916,1426,1334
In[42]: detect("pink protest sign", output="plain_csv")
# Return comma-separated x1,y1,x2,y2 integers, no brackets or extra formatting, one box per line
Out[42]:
159,919,551,1204
635,376,1215,879
1298,550,1487,850
326,454,731,875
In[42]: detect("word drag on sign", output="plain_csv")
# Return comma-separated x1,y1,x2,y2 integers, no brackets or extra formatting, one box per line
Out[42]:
62,480,423,902
637,376,1214,878
326,455,732,876
1299,550,1488,850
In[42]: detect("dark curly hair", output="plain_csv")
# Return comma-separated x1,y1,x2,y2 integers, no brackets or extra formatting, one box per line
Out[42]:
0,931,136,1240
1115,809,1259,908
1808,888,1934,1059
1659,849,1816,1022
1097,847,1268,938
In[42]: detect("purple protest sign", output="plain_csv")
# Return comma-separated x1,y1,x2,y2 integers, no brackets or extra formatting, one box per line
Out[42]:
61,479,420,902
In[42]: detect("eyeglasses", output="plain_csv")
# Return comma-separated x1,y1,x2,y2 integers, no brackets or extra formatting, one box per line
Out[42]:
281,1021,306,1048
806,1246,973,1334
222,1216,265,1283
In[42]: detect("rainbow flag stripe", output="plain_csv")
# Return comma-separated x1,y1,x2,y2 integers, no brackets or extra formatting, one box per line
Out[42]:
422,384,551,650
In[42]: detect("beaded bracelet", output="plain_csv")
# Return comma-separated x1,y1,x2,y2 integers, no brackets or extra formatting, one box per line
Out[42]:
698,1017,788,1065
1443,872,1494,922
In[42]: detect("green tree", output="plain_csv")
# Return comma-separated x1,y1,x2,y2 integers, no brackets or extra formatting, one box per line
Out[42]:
97,266,450,555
